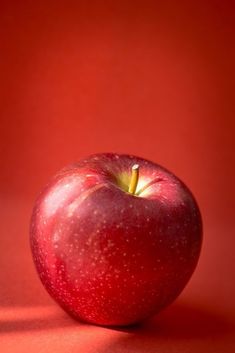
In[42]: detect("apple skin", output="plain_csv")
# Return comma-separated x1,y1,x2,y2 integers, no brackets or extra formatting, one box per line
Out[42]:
30,153,202,326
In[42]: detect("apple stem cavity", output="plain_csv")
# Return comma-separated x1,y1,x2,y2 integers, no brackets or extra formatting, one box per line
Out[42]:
128,164,139,195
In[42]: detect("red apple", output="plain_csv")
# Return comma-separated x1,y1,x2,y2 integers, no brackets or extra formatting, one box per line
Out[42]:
30,153,202,326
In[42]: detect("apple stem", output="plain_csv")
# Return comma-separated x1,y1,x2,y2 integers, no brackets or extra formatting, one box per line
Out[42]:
128,164,139,195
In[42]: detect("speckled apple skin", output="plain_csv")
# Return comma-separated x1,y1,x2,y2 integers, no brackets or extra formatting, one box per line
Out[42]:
30,153,202,326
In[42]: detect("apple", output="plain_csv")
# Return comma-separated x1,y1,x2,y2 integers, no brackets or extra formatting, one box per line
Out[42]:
30,153,202,326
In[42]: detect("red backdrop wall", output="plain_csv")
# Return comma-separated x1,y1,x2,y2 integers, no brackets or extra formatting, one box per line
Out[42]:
1,1,235,352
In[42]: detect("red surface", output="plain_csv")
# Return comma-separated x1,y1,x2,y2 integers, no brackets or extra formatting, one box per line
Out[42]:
1,1,235,352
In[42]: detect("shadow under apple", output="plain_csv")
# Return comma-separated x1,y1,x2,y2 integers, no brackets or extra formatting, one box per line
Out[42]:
97,301,233,353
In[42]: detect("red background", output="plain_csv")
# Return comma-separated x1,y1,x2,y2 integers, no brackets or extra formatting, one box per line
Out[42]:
1,1,235,352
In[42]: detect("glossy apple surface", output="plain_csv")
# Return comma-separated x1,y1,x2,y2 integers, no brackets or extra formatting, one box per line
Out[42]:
30,153,202,326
